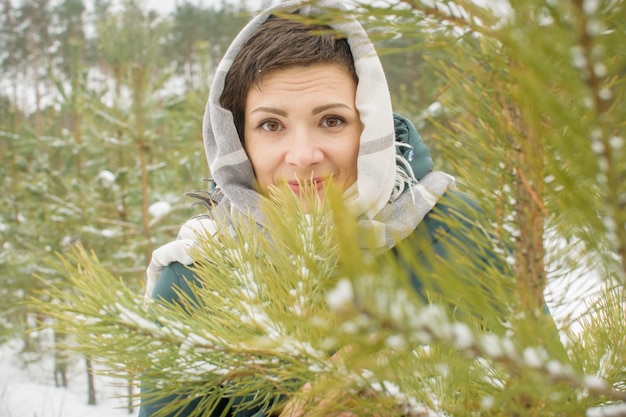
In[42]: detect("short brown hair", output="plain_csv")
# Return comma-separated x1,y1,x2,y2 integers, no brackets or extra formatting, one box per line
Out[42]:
220,14,358,143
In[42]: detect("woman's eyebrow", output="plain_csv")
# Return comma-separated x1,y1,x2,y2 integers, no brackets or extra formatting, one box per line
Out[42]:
312,103,352,114
250,103,352,116
250,107,287,116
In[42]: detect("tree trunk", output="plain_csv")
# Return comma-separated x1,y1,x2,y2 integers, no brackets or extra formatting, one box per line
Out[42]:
86,356,97,405
71,53,82,180
54,329,68,388
128,380,134,414
133,65,153,265
512,102,547,313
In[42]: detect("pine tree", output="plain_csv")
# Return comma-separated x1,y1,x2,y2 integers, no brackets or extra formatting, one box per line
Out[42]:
27,0,626,416
39,186,623,416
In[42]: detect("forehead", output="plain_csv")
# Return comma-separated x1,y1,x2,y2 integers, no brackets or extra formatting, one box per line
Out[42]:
248,64,357,102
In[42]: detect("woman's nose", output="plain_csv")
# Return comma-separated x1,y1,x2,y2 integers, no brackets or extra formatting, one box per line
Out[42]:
284,128,324,167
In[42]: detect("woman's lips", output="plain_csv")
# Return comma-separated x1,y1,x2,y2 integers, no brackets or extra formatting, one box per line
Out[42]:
288,178,324,195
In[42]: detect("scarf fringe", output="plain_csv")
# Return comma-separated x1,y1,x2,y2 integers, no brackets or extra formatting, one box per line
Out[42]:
391,142,419,202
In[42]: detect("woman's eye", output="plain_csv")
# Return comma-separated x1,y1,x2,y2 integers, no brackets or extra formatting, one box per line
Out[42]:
321,117,344,128
260,120,282,132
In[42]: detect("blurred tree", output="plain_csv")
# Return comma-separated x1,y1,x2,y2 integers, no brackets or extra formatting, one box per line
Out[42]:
0,0,21,127
14,0,54,135
0,0,213,406
166,0,249,90
53,0,88,80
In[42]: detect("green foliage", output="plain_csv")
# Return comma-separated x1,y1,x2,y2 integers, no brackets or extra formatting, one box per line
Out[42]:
36,189,625,416
350,0,625,312
0,0,240,340
1,0,625,414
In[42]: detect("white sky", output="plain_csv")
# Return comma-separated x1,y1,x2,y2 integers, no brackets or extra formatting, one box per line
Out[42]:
136,0,276,15
139,0,512,16
106,0,513,21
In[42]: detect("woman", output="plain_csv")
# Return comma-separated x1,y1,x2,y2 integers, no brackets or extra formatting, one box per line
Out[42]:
140,1,480,415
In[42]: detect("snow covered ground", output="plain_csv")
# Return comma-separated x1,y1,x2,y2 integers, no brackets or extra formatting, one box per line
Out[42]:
0,337,132,417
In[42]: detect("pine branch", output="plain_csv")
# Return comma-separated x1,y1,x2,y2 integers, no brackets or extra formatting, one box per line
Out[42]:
32,190,625,416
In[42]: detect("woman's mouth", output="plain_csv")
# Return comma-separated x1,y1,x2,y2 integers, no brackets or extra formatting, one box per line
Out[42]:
288,178,325,196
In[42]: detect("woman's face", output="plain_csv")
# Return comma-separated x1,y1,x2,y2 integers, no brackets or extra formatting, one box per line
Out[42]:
244,63,362,206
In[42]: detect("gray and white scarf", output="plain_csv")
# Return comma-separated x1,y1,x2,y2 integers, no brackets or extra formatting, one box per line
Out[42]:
145,0,455,299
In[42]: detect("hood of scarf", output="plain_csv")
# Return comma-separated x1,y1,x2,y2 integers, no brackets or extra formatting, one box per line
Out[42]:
204,0,397,223
201,0,455,249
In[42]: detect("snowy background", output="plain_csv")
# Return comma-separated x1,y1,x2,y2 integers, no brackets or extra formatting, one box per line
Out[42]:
0,335,131,417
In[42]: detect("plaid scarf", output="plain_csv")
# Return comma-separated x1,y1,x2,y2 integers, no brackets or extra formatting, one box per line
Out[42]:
202,0,454,244
145,0,455,299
